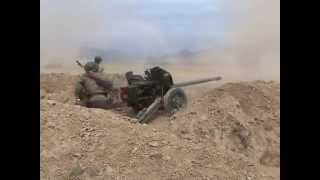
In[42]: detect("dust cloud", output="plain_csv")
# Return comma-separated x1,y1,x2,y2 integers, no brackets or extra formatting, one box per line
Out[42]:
40,0,279,81
40,0,168,66
187,0,280,81
225,0,280,80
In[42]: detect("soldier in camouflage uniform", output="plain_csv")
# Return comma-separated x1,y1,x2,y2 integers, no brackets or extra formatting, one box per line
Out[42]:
75,56,113,108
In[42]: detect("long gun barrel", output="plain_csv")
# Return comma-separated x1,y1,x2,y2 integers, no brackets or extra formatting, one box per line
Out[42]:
172,76,222,88
76,60,84,68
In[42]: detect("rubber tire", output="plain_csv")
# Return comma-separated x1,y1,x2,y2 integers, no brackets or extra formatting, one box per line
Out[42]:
163,88,187,114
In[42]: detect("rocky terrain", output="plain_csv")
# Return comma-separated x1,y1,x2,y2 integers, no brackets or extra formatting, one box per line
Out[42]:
40,73,280,180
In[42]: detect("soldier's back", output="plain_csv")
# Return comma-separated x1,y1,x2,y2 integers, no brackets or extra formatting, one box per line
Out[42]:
84,61,99,72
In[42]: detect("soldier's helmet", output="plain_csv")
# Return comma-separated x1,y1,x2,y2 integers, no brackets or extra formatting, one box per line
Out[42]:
94,56,102,64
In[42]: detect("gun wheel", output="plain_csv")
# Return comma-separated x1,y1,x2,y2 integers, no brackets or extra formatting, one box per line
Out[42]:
164,88,187,114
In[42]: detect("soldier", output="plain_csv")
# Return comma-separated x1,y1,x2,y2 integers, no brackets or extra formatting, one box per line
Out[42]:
75,56,113,108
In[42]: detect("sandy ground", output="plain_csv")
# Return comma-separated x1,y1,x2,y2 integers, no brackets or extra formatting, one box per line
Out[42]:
40,63,279,180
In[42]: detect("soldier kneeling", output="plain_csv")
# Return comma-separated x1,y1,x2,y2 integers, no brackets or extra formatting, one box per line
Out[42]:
75,56,113,109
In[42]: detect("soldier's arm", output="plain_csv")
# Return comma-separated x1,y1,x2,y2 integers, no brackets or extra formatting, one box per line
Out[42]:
87,71,113,90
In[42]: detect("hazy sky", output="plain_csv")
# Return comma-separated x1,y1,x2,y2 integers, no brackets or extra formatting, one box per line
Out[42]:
41,0,227,55
41,0,279,66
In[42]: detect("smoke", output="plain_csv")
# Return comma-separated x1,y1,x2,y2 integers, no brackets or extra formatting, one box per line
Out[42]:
40,0,168,65
227,0,280,80
40,0,279,80
191,0,280,80
223,0,280,60
41,0,103,64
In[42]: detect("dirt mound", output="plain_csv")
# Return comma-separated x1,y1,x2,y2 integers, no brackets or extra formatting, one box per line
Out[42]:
170,81,280,167
40,73,80,104
40,73,279,180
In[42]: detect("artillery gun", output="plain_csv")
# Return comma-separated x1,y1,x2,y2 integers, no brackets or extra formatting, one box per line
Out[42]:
120,66,222,123
74,61,221,123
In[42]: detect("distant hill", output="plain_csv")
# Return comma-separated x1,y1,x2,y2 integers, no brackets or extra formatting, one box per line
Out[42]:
177,49,195,58
78,47,220,64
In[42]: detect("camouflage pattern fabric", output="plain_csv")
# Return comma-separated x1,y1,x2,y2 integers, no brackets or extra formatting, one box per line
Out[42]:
87,94,113,109
84,62,100,72
86,72,113,90
75,72,113,108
